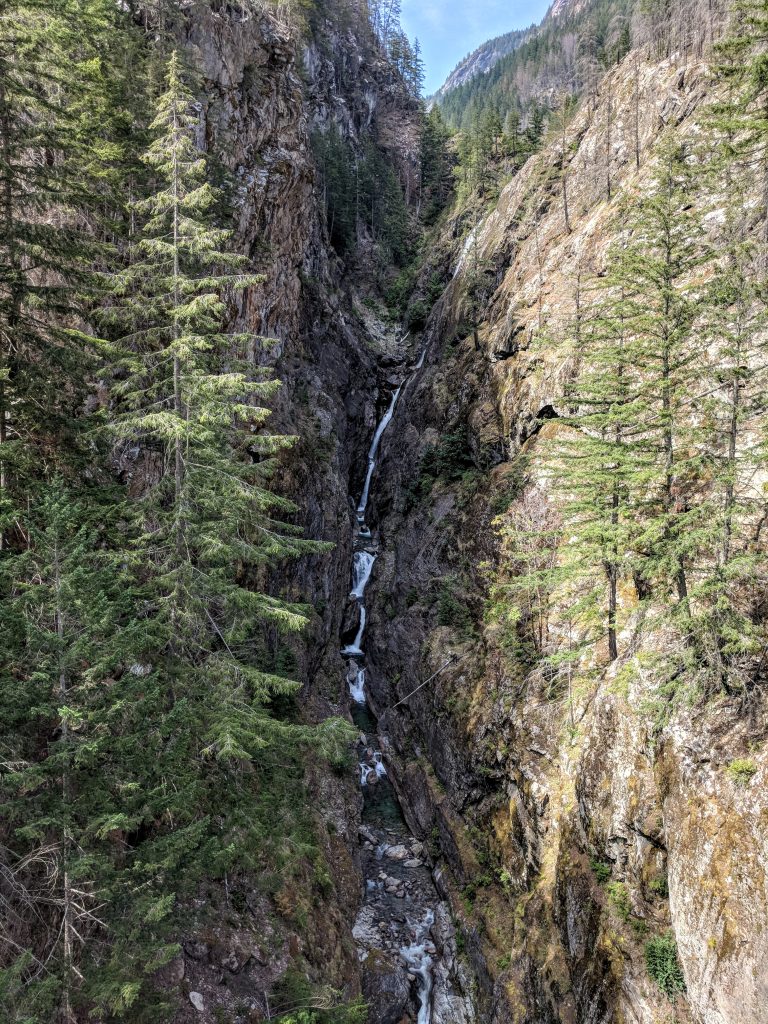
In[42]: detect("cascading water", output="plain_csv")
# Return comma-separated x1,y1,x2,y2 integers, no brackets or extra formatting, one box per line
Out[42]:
400,911,436,1024
342,340,476,1024
342,606,366,658
357,385,401,520
350,551,377,599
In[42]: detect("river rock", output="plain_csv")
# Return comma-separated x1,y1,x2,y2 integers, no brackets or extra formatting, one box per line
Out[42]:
359,824,378,844
188,992,205,1013
361,951,411,1024
384,844,410,860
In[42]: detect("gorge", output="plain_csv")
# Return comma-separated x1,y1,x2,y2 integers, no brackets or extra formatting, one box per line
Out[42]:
0,1,767,1023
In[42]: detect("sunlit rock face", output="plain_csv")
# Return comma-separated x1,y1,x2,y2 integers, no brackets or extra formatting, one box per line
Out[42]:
361,43,768,1024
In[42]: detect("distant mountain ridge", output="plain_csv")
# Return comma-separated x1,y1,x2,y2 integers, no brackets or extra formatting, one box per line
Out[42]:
434,0,587,101
436,0,636,129
434,25,536,100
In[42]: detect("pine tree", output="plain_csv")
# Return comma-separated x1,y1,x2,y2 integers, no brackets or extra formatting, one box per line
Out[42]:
108,49,325,736
0,482,151,1021
692,188,768,691
79,49,345,1016
420,106,454,223
712,0,768,236
0,0,104,545
608,140,708,612
543,274,651,663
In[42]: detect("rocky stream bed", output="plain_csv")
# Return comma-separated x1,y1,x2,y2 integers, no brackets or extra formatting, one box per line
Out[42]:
341,344,477,1024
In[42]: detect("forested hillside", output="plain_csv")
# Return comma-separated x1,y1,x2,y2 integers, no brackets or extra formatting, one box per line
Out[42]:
2,0,768,1023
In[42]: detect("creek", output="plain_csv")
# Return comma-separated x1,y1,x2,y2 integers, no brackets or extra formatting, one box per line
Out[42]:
341,343,476,1024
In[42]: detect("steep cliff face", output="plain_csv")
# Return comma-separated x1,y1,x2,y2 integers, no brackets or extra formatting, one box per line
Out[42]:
362,45,768,1024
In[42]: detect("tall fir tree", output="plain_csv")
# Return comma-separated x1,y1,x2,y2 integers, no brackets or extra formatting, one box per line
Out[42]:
608,140,708,612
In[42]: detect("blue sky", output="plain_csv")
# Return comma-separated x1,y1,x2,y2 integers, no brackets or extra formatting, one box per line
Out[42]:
401,0,552,94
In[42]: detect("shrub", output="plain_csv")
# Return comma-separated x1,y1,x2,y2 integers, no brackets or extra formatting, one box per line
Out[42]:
405,297,429,329
436,579,476,639
607,881,631,922
726,758,757,786
421,429,473,482
644,933,685,997
649,874,669,900
590,859,611,885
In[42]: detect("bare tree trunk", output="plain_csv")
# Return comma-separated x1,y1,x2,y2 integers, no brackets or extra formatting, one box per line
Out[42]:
606,80,613,200
722,323,742,566
0,89,20,553
171,98,185,563
633,55,641,171
55,542,75,1023
561,104,571,233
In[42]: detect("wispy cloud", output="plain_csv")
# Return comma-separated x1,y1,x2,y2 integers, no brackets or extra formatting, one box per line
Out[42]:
420,1,445,31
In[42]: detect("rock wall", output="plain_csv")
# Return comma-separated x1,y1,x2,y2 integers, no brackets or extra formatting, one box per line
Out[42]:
362,44,768,1024
156,9,767,1023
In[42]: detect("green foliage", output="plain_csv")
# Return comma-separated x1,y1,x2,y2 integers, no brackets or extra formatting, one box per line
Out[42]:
649,874,669,899
312,126,412,264
422,429,474,482
489,457,529,515
436,577,476,640
590,859,612,884
461,872,492,904
726,758,758,787
644,932,686,997
272,968,366,1023
0,39,349,1022
420,105,454,222
438,0,636,133
606,881,631,922
492,126,768,691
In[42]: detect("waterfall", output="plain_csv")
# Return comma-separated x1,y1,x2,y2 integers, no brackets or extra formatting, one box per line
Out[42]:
357,386,402,519
343,340,475,1024
342,606,366,656
349,666,366,704
350,550,376,599
359,751,387,787
400,910,436,1024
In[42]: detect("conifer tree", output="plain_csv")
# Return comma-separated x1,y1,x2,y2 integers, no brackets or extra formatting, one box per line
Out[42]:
0,483,151,1021
108,49,324,747
0,0,102,543
420,106,454,223
608,140,707,611
692,191,768,689
543,276,650,663
713,0,768,236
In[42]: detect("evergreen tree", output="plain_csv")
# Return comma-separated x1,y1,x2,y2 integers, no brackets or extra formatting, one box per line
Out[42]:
608,140,707,611
89,51,342,1013
420,106,454,223
713,0,768,236
542,274,650,663
108,49,321,736
0,482,151,1021
693,188,768,690
0,0,104,543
